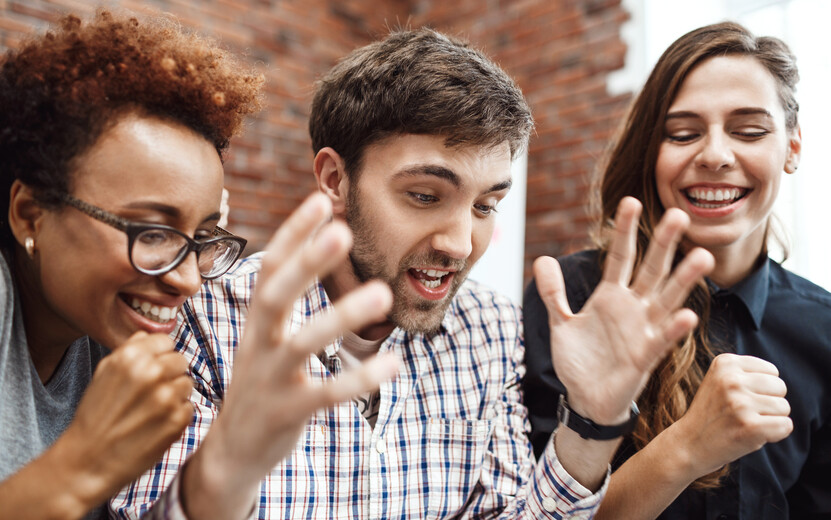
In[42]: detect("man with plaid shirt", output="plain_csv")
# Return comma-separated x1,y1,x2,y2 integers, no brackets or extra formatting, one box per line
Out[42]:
113,28,712,519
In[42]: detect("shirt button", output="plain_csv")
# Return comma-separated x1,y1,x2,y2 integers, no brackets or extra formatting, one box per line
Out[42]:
376,438,386,454
541,496,558,512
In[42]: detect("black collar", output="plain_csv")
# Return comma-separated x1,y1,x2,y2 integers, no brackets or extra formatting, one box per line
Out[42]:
708,258,770,330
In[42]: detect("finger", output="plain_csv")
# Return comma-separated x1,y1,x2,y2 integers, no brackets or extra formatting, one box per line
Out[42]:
756,415,793,443
252,220,352,328
753,394,791,417
155,351,190,379
651,247,714,323
308,353,399,411
260,192,334,274
735,355,780,378
602,197,642,286
630,208,689,297
532,256,574,326
170,373,196,402
121,331,174,355
279,281,392,367
655,308,698,361
104,333,176,381
741,372,787,397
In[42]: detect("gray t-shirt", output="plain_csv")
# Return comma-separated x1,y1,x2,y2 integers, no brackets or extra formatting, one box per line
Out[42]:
0,252,110,517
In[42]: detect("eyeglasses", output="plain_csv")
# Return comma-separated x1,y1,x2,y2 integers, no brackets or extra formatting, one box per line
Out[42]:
60,193,247,280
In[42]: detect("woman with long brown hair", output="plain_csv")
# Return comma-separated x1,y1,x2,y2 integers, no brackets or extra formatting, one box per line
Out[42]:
524,22,830,519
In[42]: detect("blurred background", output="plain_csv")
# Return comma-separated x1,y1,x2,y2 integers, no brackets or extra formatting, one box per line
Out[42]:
0,0,826,303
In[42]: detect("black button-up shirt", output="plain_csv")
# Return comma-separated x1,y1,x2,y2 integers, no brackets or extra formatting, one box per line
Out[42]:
523,249,831,519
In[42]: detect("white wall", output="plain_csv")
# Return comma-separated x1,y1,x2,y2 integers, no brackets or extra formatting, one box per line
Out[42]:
469,152,528,304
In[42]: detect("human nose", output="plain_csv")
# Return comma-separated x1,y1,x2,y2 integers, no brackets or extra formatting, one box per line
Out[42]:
430,210,473,260
158,251,203,296
696,131,735,172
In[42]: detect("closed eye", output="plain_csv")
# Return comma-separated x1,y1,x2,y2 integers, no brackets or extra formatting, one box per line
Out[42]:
733,129,769,139
665,133,699,143
474,203,497,216
407,192,439,205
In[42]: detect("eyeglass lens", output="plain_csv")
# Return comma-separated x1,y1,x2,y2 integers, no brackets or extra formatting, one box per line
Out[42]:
131,228,242,277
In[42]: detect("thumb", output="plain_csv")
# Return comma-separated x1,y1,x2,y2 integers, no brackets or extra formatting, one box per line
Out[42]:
533,256,573,326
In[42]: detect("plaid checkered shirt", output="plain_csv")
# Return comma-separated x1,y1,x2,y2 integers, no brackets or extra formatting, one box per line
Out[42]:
110,253,606,519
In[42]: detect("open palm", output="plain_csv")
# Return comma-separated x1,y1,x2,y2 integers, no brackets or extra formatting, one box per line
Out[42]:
534,197,714,425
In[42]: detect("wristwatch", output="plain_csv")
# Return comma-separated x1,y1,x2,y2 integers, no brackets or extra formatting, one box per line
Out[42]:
556,394,639,440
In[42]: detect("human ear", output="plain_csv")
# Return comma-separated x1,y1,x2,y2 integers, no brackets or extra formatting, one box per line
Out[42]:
784,125,802,174
8,180,46,253
313,147,349,215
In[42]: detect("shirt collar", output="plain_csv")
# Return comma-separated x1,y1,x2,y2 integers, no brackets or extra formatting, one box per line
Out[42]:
708,257,770,330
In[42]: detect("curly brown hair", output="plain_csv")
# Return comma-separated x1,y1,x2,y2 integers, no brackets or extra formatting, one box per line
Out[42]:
309,28,534,179
0,9,264,247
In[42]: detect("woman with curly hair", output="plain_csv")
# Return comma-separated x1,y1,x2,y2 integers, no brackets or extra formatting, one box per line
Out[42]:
0,10,264,518
524,22,830,519
0,10,399,518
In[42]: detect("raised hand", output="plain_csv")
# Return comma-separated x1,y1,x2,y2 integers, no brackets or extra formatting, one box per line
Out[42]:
670,353,792,478
534,196,714,425
183,193,398,520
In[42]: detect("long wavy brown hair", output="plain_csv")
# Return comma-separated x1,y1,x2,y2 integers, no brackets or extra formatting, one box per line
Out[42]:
593,22,799,488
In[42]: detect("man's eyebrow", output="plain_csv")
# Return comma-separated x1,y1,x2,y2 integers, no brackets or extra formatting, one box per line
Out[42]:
392,165,461,187
392,165,511,194
485,179,512,194
123,201,221,224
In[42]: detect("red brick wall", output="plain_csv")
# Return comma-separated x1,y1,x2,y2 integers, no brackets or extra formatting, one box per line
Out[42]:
409,0,632,280
0,0,631,282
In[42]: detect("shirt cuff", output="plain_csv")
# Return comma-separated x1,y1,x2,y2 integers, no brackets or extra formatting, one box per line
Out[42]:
527,432,609,519
142,462,258,520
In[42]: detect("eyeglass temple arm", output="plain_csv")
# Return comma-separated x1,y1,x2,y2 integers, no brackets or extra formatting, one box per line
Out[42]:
59,194,130,231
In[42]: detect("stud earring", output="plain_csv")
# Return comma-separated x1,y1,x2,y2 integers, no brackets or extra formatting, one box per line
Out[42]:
24,237,35,258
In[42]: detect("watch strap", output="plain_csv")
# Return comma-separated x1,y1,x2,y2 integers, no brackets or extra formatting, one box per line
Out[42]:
556,394,639,440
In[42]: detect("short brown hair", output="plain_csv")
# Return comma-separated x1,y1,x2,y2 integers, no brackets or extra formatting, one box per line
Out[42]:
309,28,533,177
0,9,263,246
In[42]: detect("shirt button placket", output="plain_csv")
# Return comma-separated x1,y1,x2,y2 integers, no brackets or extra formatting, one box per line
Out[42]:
541,496,558,513
369,435,386,520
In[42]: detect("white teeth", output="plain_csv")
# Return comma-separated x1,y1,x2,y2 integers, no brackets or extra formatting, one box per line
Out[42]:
420,279,441,289
414,268,450,278
411,268,452,290
129,298,177,324
687,188,743,206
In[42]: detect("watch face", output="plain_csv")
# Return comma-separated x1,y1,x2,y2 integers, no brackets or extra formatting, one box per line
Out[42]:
556,394,568,423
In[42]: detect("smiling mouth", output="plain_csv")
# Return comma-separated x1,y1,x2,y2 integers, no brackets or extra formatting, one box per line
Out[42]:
409,268,453,289
127,297,178,324
684,187,749,208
